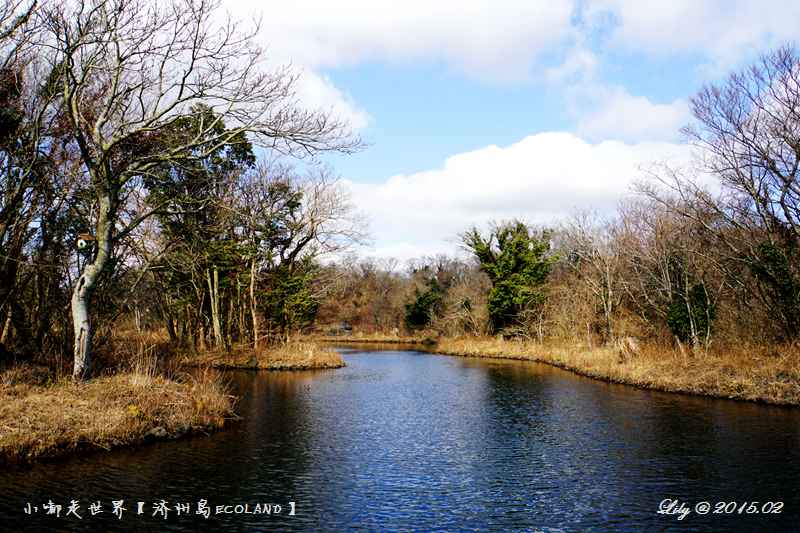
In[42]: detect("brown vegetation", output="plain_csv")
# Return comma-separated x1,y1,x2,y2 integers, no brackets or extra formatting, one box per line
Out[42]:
312,47,800,407
0,0,370,380
0,362,236,464
0,328,347,464
3,11,800,465
186,341,345,370
438,337,800,406
312,329,439,344
313,254,491,339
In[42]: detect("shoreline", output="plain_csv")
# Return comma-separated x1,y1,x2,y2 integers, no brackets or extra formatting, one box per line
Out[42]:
6,335,796,466
0,369,237,467
312,333,432,345
436,337,800,407
184,341,346,370
0,341,345,466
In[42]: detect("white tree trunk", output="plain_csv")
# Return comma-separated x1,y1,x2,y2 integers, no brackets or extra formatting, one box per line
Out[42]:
71,195,114,379
72,279,92,378
604,268,614,342
72,257,106,379
206,267,223,347
1,308,12,345
250,259,260,349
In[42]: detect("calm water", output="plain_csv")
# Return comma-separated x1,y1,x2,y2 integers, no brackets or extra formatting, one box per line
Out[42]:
1,345,799,532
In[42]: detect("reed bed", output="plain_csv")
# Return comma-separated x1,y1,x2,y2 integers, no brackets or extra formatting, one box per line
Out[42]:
187,341,345,370
0,333,346,464
313,330,437,344
437,337,800,406
0,362,236,464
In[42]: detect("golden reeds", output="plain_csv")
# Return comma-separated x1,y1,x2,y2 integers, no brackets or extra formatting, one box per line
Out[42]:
184,340,345,370
312,330,437,344
0,363,236,464
437,336,800,406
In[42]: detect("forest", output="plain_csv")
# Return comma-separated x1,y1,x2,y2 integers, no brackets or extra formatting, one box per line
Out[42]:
0,0,370,379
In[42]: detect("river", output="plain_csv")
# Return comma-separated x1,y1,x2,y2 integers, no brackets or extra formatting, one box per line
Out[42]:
1,344,798,532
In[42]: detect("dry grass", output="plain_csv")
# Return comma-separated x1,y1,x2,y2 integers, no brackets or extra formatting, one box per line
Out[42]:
313,330,438,344
0,362,236,464
437,336,800,406
186,340,345,370
0,330,347,464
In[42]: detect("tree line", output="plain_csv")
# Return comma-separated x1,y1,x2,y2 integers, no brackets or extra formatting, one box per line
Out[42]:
2,0,799,379
316,45,800,355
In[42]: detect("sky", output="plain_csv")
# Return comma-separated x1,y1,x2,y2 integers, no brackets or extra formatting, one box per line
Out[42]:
224,0,800,263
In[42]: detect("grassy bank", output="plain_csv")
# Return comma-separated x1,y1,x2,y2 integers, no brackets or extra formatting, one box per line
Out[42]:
437,337,800,406
0,336,345,465
186,340,345,370
313,330,437,345
0,363,236,464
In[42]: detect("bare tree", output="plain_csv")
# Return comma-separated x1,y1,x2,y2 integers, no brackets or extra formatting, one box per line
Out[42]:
32,0,364,377
436,261,492,337
235,161,371,345
615,196,719,352
634,44,800,341
0,0,74,356
684,44,800,242
280,163,373,268
556,209,621,343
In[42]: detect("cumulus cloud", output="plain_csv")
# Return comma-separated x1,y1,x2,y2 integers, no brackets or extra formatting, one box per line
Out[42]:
576,88,690,142
350,133,692,260
225,0,800,86
295,71,373,133
583,0,800,73
210,0,785,264
227,0,575,83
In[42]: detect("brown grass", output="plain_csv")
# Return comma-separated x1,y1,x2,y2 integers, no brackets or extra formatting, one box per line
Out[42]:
312,330,438,344
186,340,345,370
0,362,236,464
0,330,349,464
437,336,800,406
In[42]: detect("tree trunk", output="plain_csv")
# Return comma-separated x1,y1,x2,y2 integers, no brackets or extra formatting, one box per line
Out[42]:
164,306,177,342
236,273,244,343
604,269,614,343
135,304,142,332
250,259,260,349
72,282,92,378
226,280,234,343
71,195,115,379
206,267,223,347
1,308,12,345
683,275,700,354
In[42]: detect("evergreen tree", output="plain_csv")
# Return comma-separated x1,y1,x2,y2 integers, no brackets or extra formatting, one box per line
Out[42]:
403,278,444,329
462,221,557,332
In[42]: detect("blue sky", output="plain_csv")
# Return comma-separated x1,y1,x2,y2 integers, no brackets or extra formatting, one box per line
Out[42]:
226,0,800,262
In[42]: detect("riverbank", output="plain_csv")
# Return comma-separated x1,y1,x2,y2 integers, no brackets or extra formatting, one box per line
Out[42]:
437,337,800,406
185,340,345,370
312,331,436,345
0,339,345,465
0,364,236,465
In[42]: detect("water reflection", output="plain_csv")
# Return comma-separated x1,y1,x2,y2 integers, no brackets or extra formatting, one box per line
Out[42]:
1,345,798,532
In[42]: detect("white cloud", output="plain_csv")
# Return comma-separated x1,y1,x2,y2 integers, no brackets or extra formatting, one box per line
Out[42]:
542,47,601,86
576,88,690,142
225,0,800,87
228,0,576,83
295,71,373,133
584,0,800,73
350,133,692,258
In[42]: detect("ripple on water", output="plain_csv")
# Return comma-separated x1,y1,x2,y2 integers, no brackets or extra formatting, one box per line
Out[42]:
1,349,799,532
